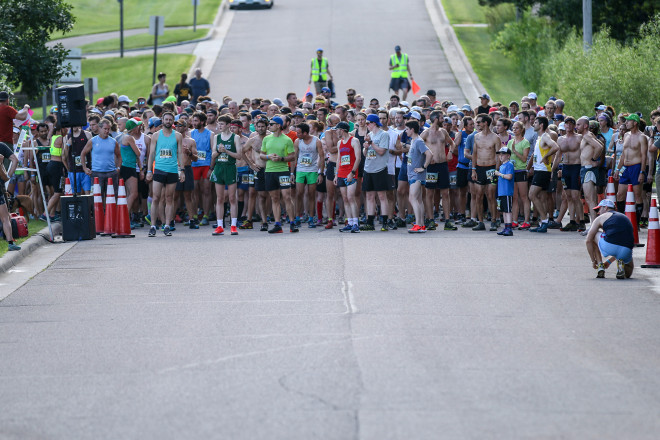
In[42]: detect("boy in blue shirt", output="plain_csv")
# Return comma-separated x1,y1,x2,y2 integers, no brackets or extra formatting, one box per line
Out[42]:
495,147,514,236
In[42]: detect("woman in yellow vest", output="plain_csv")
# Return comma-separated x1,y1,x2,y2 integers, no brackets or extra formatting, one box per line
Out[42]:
308,48,333,95
389,45,414,101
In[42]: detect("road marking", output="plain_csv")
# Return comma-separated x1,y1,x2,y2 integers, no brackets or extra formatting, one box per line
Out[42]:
342,280,358,314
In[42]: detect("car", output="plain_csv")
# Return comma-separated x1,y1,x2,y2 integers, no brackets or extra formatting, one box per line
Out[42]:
228,0,273,9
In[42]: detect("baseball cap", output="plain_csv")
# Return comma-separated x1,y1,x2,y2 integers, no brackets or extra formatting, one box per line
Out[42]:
273,98,284,107
321,87,331,93
96,98,104,105
528,92,538,100
366,114,382,126
0,91,9,101
163,96,176,103
316,48,323,52
404,111,421,120
270,116,284,127
479,93,490,100
447,105,459,113
595,104,607,111
395,45,401,51
292,111,304,118
553,114,565,121
250,110,264,118
400,101,410,108
488,107,499,114
558,122,566,130
90,108,103,115
496,147,512,155
125,118,142,131
50,106,58,114
426,89,436,96
305,92,313,97
118,95,132,103
597,199,615,209
336,121,350,131
462,104,472,112
625,113,641,123
148,117,161,128
104,110,115,117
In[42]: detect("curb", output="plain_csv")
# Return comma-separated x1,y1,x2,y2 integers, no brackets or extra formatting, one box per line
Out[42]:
0,223,63,274
426,0,487,109
82,34,212,57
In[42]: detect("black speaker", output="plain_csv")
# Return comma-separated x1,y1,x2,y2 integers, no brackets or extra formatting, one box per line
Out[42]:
61,195,96,241
56,84,87,128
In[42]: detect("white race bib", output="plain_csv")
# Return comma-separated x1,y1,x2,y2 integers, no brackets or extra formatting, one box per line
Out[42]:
42,153,51,162
279,175,291,186
367,149,376,160
219,153,229,162
159,149,173,159
427,172,438,183
340,155,350,166
300,154,312,166
74,156,82,166
197,151,207,160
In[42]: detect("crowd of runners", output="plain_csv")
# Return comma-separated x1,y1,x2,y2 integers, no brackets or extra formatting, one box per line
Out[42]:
2,82,659,245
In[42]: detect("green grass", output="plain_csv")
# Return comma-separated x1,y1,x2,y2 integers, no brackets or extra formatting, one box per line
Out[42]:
54,0,221,38
80,29,204,54
82,54,196,102
441,0,486,24
454,27,527,105
0,220,47,256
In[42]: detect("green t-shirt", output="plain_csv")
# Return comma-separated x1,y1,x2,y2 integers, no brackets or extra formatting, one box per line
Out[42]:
508,138,530,171
262,134,294,172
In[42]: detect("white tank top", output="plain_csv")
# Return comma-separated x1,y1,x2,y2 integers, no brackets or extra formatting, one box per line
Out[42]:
134,133,147,167
297,135,319,172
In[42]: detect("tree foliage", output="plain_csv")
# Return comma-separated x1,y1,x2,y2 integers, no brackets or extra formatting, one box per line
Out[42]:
0,0,75,98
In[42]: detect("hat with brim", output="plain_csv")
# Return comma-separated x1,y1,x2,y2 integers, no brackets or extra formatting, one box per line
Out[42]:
163,96,177,103
366,114,382,127
597,199,615,209
336,121,350,131
625,113,641,123
496,147,511,155
125,118,143,131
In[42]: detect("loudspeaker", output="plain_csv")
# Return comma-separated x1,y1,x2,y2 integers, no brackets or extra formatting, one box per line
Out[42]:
56,84,87,128
61,195,96,241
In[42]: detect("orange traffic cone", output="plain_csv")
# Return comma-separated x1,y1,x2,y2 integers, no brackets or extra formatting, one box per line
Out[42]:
93,177,104,234
64,177,72,195
112,179,135,238
101,178,117,236
642,198,660,268
606,176,616,204
624,184,644,247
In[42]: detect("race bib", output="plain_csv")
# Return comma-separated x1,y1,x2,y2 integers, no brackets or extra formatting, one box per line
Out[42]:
74,156,81,167
427,172,438,183
367,149,376,160
407,156,412,165
279,175,291,186
340,155,351,166
450,174,457,186
159,149,173,159
219,153,229,162
300,154,312,166
486,168,496,182
249,173,255,184
197,151,207,161
241,174,250,184
42,153,51,163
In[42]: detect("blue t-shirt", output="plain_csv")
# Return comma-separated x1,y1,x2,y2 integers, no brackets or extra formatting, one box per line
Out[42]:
497,160,514,197
189,77,210,101
457,130,470,170
465,132,476,169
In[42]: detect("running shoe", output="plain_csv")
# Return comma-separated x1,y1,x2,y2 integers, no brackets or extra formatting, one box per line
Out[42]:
308,219,316,228
616,259,625,279
200,216,209,226
489,221,498,231
325,220,333,229
212,225,224,236
144,214,152,225
8,243,21,251
502,228,513,236
519,222,531,230
51,215,61,222
339,224,352,232
359,223,375,231
577,222,586,232
444,221,458,231
462,219,477,228
175,214,183,223
472,222,486,231
148,226,156,237
351,224,360,233
163,225,172,236
530,222,548,233
169,221,176,231
230,226,238,235
38,214,47,222
547,220,561,229
380,223,389,231
189,220,199,229
408,224,422,233
387,219,398,230
511,222,518,228
560,221,579,232
268,224,283,234
239,220,253,229
425,219,437,230
290,223,299,233
260,223,269,232
396,217,406,228
405,214,414,224
596,263,605,278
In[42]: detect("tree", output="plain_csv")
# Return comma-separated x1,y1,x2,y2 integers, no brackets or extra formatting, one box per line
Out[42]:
0,0,75,98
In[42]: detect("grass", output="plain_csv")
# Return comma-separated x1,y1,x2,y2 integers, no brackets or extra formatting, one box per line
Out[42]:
454,27,527,105
0,220,47,256
54,0,222,38
441,0,486,24
82,54,196,102
80,29,204,54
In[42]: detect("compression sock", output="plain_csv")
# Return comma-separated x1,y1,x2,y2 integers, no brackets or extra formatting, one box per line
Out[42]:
238,201,244,218
636,204,643,222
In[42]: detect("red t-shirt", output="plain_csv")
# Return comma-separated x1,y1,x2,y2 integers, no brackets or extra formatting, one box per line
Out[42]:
0,105,18,143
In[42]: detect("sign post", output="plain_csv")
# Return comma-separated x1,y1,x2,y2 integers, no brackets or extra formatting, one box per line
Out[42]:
119,0,124,57
149,16,165,86
192,0,199,32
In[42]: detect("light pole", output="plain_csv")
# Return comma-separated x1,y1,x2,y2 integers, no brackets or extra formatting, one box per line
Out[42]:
119,0,124,57
583,0,592,52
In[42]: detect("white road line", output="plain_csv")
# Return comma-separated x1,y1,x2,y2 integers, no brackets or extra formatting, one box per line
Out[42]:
342,280,358,314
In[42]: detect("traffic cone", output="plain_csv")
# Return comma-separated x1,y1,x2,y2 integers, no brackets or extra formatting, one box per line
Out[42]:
624,184,644,247
101,178,117,236
606,176,616,204
64,177,72,195
93,177,104,234
641,198,660,268
112,179,134,238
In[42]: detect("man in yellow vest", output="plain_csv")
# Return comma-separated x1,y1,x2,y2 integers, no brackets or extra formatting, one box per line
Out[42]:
389,45,414,101
308,48,333,95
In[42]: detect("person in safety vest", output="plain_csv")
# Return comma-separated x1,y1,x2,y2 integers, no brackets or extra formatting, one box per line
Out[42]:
308,48,333,95
389,45,414,101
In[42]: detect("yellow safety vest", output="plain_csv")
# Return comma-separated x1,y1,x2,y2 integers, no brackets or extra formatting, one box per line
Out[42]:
311,57,328,82
390,53,409,78
50,134,62,157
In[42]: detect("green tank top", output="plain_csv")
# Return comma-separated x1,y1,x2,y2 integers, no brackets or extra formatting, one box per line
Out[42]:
119,134,138,169
154,131,178,173
215,132,236,167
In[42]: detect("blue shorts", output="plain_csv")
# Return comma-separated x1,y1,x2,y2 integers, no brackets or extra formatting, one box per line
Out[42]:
408,177,425,186
68,172,92,192
598,236,633,263
619,163,642,185
237,166,250,191
398,160,408,182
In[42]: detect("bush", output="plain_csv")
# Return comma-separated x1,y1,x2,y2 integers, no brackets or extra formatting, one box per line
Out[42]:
539,14,660,117
485,3,516,33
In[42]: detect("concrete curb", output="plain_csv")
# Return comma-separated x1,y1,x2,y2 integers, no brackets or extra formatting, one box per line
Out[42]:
425,0,487,109
0,223,63,274
82,33,212,57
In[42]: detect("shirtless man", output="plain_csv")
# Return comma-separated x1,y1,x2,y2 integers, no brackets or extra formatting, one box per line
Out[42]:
241,116,270,231
555,116,582,231
174,119,198,229
576,116,605,229
470,114,500,231
323,114,340,228
614,113,648,223
527,116,560,233
421,111,457,230
206,108,220,135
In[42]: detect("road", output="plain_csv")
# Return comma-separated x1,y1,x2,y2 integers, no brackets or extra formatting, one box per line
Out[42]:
3,0,660,438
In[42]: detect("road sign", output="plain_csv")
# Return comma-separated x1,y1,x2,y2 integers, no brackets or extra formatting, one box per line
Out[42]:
149,15,165,36
191,0,199,5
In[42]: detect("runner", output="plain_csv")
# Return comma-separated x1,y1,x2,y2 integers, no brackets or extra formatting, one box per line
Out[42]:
494,147,514,236
470,114,500,231
405,120,432,233
323,114,340,229
81,119,121,205
527,116,560,233
0,140,20,250
175,117,198,230
555,117,582,231
242,116,270,231
231,119,251,223
293,122,324,227
334,121,361,232
208,115,241,236
360,114,391,231
586,199,635,279
576,116,605,231
260,116,297,234
507,121,531,229
62,125,92,196
614,114,648,223
454,116,475,224
190,111,213,226
117,119,143,228
145,112,184,237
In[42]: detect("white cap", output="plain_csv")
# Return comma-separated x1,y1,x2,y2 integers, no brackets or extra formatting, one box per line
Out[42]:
408,111,421,120
118,95,132,103
400,101,410,108
528,92,538,100
447,105,459,113
558,122,566,130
